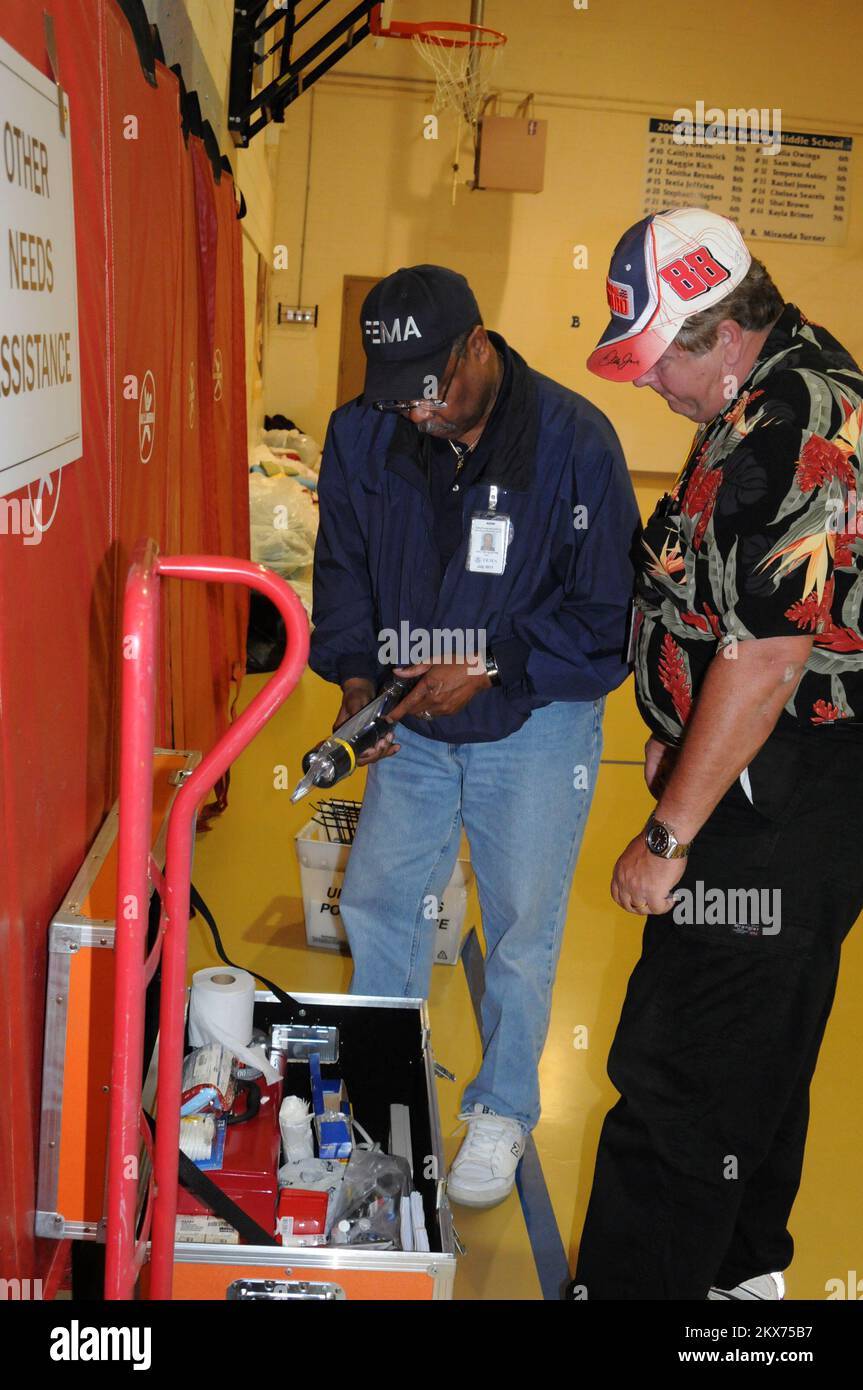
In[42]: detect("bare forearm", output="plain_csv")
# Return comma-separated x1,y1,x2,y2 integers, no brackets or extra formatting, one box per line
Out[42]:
653,635,813,842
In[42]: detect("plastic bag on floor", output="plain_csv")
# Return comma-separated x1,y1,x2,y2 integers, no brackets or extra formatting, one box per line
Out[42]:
263,429,321,471
249,471,318,577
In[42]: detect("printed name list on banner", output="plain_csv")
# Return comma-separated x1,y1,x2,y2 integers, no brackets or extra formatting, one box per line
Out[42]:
643,117,852,247
0,35,81,498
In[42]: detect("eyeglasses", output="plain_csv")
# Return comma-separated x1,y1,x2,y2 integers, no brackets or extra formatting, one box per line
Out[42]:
373,340,466,413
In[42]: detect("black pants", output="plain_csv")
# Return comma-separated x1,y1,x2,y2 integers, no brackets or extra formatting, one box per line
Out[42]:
575,724,863,1300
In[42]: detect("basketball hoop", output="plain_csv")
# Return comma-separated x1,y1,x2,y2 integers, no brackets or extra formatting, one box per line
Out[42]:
412,23,506,125
371,7,507,125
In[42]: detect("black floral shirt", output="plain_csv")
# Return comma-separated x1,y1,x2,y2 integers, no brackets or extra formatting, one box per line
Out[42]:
634,304,863,744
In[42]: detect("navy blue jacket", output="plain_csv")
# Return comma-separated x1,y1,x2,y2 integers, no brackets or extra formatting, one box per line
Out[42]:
310,334,639,743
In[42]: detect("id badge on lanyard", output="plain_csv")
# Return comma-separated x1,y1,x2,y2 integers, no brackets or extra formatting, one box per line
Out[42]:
466,485,513,575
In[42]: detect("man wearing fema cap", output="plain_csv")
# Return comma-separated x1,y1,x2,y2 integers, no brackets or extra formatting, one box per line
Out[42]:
573,208,863,1300
310,265,639,1209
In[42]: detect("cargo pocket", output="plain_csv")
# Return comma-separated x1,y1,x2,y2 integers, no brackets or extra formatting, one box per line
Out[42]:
608,919,817,1183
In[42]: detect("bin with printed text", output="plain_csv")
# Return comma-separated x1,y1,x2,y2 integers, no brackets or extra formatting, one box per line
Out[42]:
295,816,473,964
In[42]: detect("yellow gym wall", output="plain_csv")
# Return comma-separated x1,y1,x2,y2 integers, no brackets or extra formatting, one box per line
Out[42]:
264,0,863,473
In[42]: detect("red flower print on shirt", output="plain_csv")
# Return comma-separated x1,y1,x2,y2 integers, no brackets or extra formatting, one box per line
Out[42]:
833,483,862,568
810,699,847,725
816,627,863,653
682,461,723,551
834,531,855,569
679,603,723,640
787,579,863,651
658,633,692,724
722,387,765,432
785,578,835,634
795,434,855,492
702,602,723,640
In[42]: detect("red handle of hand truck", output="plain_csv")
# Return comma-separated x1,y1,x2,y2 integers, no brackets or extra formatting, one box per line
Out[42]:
105,542,310,1301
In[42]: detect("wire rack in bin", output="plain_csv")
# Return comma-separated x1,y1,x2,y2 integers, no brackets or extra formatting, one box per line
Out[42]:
310,799,361,845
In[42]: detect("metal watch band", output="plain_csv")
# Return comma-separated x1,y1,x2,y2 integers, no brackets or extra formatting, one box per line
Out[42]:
645,814,691,860
485,649,502,686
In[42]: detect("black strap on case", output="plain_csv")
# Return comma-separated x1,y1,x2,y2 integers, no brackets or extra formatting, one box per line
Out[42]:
143,1112,279,1248
176,1147,279,1247
189,882,304,1021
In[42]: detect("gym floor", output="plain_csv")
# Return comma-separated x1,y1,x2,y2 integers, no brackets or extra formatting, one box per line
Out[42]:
189,478,863,1300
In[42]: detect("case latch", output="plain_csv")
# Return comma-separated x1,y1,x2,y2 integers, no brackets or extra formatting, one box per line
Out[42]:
226,1278,346,1301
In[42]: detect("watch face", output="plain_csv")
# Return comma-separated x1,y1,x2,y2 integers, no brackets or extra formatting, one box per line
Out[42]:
646,823,671,855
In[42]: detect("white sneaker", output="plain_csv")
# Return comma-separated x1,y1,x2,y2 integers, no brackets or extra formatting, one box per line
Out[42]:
708,1271,786,1300
445,1103,526,1209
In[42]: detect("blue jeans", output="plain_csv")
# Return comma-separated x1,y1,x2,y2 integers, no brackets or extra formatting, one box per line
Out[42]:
341,698,605,1131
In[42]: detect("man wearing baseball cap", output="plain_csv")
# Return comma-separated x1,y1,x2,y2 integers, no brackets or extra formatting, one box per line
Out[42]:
310,265,639,1208
574,209,863,1299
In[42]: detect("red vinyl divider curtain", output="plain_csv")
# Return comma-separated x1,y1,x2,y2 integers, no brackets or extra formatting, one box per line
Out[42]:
0,0,249,1285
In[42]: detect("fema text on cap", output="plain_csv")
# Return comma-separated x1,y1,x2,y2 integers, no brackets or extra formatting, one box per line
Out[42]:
364,317,422,345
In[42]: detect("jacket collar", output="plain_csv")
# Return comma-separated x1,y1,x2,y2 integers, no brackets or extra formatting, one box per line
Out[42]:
384,331,538,493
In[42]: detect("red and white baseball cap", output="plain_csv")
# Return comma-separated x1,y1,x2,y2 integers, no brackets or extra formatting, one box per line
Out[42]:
587,208,752,383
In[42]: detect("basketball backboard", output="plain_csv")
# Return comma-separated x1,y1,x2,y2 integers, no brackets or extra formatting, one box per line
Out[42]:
374,1,395,47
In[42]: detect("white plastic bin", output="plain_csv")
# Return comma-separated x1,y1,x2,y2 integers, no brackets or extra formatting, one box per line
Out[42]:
294,817,473,965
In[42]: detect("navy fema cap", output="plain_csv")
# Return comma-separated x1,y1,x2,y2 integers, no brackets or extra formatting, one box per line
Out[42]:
360,265,481,404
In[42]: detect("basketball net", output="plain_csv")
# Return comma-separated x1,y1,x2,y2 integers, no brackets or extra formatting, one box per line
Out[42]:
410,30,502,126
411,28,504,204
370,9,507,204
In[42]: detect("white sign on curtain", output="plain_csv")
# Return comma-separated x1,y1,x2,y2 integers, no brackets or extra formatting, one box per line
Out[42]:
0,35,82,500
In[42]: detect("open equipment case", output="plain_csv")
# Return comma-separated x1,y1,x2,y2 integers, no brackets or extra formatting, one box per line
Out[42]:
160,988,456,1300
54,541,457,1300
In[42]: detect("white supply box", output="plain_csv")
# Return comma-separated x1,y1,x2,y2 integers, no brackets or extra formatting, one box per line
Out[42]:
295,817,473,965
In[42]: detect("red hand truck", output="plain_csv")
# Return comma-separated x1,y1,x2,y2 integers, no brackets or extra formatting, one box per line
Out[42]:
104,540,309,1300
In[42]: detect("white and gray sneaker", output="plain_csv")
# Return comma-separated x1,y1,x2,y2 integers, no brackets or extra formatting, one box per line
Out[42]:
445,1103,526,1209
708,1271,786,1300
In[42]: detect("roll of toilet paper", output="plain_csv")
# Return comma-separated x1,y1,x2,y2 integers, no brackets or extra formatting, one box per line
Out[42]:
188,967,279,1083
